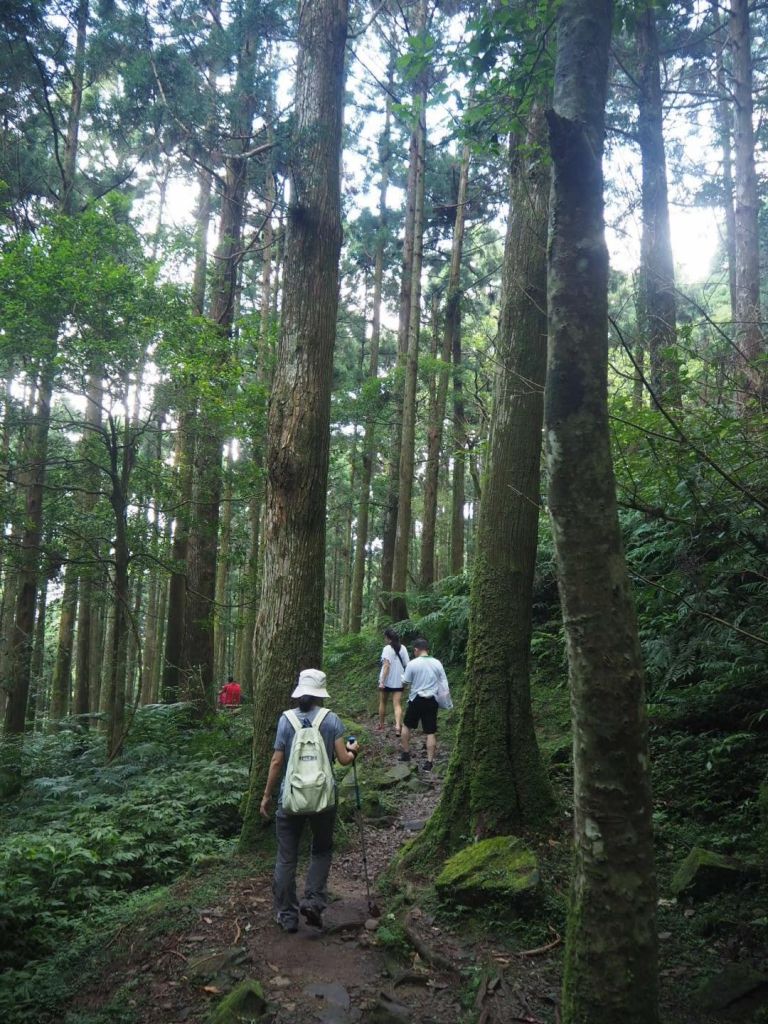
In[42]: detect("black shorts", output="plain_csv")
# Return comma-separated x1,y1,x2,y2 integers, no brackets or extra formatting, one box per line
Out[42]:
404,695,438,735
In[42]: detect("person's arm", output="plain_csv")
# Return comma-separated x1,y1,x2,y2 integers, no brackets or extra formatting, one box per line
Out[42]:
379,657,391,688
260,750,285,818
334,736,360,766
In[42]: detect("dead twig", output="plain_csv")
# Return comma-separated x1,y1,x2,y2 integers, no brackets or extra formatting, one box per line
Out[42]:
233,918,242,945
166,949,188,963
514,927,562,958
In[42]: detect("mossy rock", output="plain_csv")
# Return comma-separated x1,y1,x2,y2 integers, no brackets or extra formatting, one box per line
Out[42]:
209,979,267,1023
670,847,756,900
435,836,541,910
694,965,768,1017
338,789,394,823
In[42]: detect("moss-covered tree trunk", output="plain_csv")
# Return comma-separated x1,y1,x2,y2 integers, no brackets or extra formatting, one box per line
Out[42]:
239,0,348,851
49,564,78,726
402,110,555,862
545,2,658,1021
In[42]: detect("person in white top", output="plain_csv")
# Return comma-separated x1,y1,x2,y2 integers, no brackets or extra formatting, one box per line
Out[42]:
377,627,410,735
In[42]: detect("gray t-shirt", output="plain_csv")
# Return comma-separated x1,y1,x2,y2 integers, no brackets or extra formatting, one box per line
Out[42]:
273,706,345,804
402,655,446,701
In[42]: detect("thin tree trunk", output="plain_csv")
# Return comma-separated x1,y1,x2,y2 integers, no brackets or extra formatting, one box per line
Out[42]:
350,84,392,633
214,445,235,680
710,0,737,318
28,581,48,730
380,60,420,617
421,143,470,588
240,0,348,851
728,0,764,404
73,370,104,720
390,6,429,621
636,2,680,407
4,369,54,736
546,3,658,1020
49,564,78,727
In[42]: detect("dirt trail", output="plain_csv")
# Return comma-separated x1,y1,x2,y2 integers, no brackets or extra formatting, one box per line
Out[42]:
76,724,560,1024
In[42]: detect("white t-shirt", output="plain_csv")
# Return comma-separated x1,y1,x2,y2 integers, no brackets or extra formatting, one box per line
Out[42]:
379,644,409,689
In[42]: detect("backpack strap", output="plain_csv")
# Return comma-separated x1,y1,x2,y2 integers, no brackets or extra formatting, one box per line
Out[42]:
312,707,330,730
285,709,302,733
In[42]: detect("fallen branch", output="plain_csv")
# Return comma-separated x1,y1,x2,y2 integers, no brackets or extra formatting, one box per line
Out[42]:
402,920,454,972
514,928,562,958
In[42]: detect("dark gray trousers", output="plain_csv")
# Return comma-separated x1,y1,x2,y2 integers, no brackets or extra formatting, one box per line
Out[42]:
273,807,336,926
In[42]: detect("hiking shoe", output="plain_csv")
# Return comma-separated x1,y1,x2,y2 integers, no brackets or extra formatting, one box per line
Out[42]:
423,760,433,772
397,751,411,762
275,914,298,933
300,903,324,929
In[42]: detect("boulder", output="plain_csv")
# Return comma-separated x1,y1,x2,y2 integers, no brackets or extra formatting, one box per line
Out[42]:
435,836,540,910
670,847,756,900
694,965,768,1017
208,980,267,1024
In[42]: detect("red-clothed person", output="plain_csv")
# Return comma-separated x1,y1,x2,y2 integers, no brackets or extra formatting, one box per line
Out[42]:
218,676,242,708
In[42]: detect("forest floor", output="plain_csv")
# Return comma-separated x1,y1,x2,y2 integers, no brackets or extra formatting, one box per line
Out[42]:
63,722,565,1024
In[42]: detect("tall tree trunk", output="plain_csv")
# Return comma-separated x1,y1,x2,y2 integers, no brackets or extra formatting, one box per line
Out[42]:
421,143,470,589
350,84,393,633
546,3,658,1021
73,370,104,720
4,369,54,736
214,446,235,681
390,7,429,622
240,0,348,851
28,581,49,729
380,60,421,617
636,2,680,407
728,0,764,404
710,0,737,318
404,112,555,860
184,10,259,714
49,564,78,727
450,329,466,575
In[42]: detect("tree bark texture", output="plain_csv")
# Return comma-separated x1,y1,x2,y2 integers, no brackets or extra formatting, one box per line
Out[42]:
73,370,104,720
420,143,470,589
240,0,348,851
4,369,54,736
350,89,392,632
636,3,680,407
403,113,555,860
184,7,260,713
390,51,428,622
710,0,737,318
728,0,764,404
379,81,420,618
49,564,78,726
546,3,658,1022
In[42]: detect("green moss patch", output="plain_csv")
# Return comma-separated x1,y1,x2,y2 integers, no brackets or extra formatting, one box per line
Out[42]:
208,979,267,1023
435,836,541,910
670,847,757,900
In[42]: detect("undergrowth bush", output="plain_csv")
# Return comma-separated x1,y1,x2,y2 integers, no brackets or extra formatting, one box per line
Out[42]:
0,706,251,969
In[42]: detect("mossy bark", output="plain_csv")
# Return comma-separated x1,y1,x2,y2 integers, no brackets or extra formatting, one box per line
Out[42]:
546,3,658,1022
401,107,555,864
239,0,348,851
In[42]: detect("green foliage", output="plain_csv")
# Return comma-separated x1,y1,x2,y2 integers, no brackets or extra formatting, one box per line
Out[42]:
0,707,251,969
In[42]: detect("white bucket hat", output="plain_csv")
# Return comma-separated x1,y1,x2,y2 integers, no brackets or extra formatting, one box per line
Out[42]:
291,668,329,699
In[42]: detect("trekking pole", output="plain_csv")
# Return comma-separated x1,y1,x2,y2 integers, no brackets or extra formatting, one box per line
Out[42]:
347,736,379,918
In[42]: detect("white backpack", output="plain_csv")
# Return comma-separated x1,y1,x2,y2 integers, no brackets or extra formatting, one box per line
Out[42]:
282,708,335,815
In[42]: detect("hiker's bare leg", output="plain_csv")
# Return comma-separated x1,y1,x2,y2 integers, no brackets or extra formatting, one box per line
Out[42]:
392,692,403,733
378,688,387,728
401,725,411,754
426,732,436,762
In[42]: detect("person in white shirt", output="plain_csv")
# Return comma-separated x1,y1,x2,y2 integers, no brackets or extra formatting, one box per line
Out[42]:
399,637,446,772
377,627,410,735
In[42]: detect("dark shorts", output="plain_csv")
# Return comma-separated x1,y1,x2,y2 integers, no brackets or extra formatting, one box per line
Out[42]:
382,686,403,693
404,695,438,734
